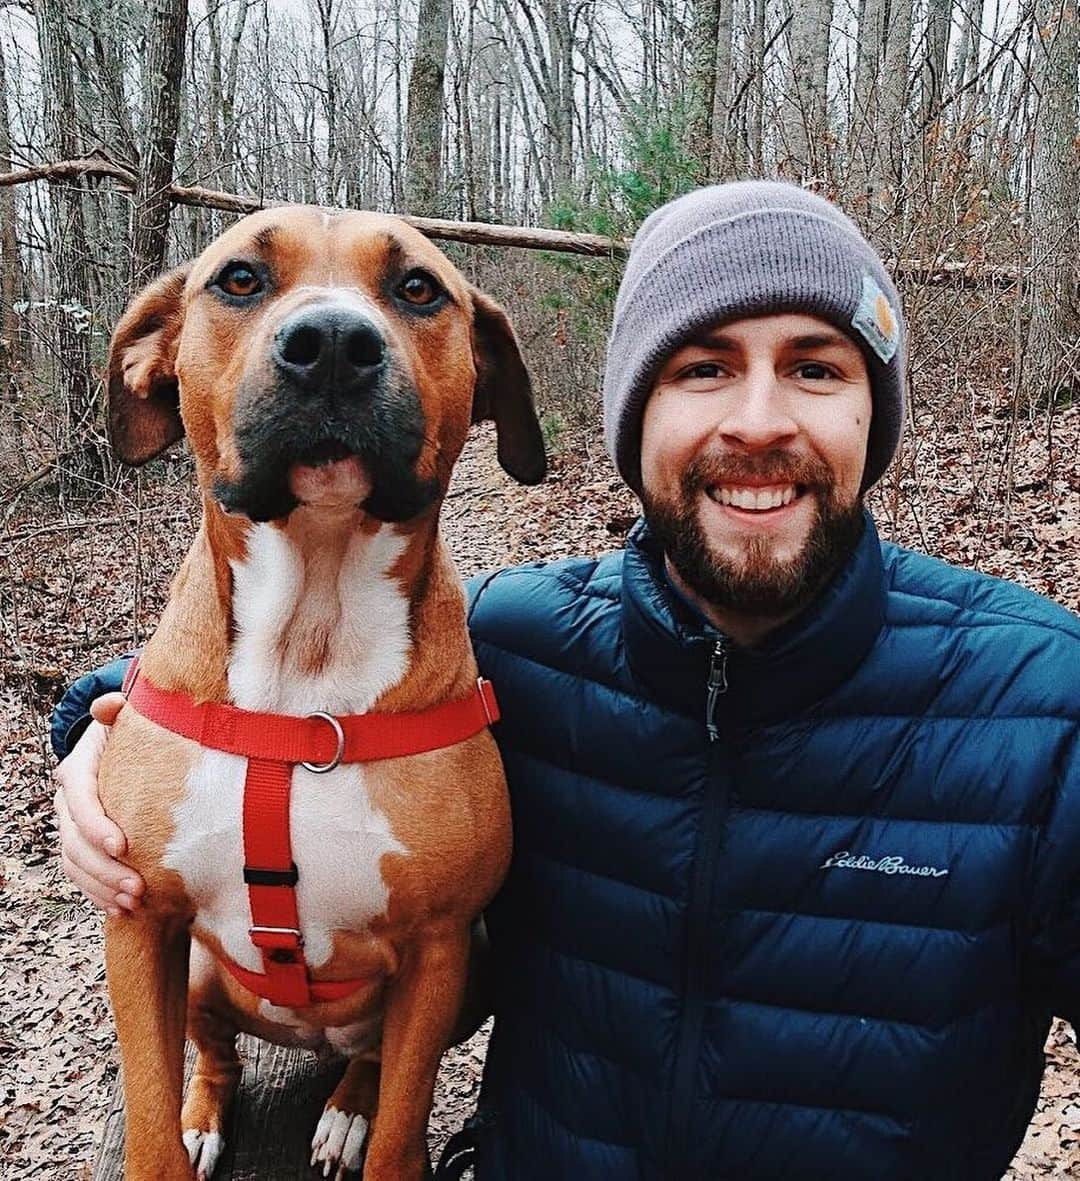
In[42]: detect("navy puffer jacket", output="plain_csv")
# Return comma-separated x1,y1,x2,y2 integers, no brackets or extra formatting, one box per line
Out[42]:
465,513,1080,1181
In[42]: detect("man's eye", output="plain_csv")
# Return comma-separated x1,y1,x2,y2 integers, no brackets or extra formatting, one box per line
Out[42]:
795,362,835,380
213,263,262,298
683,362,724,380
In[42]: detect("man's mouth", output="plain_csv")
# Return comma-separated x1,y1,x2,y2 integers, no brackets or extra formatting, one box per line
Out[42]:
705,483,806,512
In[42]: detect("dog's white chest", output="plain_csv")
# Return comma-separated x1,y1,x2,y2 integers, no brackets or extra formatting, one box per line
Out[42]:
162,522,411,971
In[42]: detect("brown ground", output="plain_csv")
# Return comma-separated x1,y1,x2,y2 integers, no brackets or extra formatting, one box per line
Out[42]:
2,408,1079,1178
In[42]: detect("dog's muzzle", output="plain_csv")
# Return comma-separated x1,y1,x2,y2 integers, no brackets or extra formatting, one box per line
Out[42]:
212,303,439,523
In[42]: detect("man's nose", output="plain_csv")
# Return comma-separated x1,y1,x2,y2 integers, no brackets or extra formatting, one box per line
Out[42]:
272,305,386,395
718,366,798,448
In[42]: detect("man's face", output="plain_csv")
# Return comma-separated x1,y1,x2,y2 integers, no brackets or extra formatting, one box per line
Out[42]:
639,313,873,619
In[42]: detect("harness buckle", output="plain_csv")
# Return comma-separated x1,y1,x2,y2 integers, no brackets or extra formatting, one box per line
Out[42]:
249,924,304,949
302,711,346,773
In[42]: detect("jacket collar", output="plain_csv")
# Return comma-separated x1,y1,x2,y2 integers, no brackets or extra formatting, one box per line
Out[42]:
620,510,886,727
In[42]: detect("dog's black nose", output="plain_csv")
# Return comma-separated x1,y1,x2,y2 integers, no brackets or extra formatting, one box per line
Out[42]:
273,305,386,394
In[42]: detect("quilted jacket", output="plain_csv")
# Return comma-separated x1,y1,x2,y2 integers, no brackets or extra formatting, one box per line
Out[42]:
462,513,1080,1180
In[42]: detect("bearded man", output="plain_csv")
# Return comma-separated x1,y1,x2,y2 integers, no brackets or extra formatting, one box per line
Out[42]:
54,182,1080,1180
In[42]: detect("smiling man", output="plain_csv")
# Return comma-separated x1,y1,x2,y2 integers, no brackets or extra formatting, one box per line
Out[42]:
52,182,1080,1180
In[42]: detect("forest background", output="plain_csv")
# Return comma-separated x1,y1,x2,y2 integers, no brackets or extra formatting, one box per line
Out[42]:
2,0,1080,1176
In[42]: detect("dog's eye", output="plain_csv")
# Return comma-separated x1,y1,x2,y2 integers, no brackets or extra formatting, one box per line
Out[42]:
397,270,443,307
214,262,262,298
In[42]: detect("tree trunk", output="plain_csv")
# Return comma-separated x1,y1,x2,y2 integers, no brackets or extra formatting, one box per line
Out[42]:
33,0,97,459
130,0,188,289
405,0,450,214
919,0,951,129
688,0,721,180
850,0,882,205
314,0,339,205
1026,0,1079,401
710,0,735,177
747,0,766,173
874,0,913,233
0,35,24,368
780,0,833,182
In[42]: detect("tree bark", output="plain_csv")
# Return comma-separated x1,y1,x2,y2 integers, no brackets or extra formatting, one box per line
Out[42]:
780,0,833,182
709,0,735,177
33,0,96,456
747,0,766,173
0,35,24,368
130,0,189,289
687,0,721,180
405,0,451,214
919,0,952,129
1026,0,1079,401
876,0,913,226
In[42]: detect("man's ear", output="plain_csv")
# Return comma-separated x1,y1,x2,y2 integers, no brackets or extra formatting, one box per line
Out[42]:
470,289,547,485
107,265,189,465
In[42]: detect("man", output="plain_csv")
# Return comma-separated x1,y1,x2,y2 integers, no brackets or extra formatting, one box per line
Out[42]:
53,182,1080,1179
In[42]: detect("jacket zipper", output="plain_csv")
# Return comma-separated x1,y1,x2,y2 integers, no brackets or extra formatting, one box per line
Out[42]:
665,636,732,1176
705,637,729,742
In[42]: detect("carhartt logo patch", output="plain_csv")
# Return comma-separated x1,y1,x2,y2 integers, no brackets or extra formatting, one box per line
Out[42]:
821,850,949,878
851,274,899,364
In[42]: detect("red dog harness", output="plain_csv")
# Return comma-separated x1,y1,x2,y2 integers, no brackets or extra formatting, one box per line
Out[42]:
121,656,499,1008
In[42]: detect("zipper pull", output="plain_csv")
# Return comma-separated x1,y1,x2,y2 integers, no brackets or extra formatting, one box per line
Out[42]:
705,636,729,743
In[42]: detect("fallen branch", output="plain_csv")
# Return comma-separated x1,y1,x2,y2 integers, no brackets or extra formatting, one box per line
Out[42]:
0,158,628,258
0,158,1030,280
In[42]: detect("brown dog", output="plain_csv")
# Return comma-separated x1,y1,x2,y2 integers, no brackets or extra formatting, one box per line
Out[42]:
97,206,544,1180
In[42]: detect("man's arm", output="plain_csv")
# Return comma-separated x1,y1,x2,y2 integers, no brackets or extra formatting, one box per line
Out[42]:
52,659,145,915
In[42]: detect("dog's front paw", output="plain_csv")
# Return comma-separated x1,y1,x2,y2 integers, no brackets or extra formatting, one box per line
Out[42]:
182,1128,225,1180
310,1104,369,1178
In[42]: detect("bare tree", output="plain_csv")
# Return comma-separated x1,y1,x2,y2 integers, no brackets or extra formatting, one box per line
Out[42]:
709,0,734,177
33,0,96,457
1026,0,1079,400
0,31,23,368
405,0,450,214
919,0,952,129
780,0,833,183
130,0,188,288
687,0,720,179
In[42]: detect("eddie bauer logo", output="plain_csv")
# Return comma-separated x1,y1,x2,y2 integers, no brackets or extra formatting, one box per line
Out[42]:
821,850,950,878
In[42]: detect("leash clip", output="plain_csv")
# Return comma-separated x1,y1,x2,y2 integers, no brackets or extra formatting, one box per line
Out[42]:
302,711,346,772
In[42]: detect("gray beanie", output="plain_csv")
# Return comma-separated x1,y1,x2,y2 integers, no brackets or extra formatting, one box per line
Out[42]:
603,180,906,494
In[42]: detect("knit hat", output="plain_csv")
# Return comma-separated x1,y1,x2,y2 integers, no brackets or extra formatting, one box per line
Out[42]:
603,180,906,494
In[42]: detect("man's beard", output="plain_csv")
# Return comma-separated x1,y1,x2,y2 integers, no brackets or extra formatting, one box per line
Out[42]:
641,448,865,618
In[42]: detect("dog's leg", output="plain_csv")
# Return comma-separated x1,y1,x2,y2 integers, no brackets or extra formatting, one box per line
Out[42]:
310,1056,380,1179
105,913,192,1181
362,930,469,1181
181,1003,241,1181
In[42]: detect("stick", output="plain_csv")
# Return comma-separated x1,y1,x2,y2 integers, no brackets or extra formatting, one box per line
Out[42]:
0,159,629,258
0,158,1028,279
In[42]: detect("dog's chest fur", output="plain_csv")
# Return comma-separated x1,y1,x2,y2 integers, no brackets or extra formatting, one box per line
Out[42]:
162,521,411,974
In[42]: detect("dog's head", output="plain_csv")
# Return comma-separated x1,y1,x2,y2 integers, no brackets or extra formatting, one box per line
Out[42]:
108,207,546,523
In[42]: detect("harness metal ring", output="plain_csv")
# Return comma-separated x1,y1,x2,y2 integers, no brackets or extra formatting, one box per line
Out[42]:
302,711,346,773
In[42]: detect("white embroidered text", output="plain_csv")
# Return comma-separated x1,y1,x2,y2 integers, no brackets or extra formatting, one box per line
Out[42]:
821,850,949,878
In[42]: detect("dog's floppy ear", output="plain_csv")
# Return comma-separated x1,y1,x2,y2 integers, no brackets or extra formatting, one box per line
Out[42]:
470,289,547,485
107,265,190,465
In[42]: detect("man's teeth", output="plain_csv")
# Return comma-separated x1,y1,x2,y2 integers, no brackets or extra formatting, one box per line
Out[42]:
710,485,797,511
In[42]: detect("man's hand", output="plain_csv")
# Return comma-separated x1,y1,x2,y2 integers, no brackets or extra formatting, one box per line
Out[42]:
53,692,145,916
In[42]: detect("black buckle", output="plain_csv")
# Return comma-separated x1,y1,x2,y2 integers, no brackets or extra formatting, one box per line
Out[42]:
243,862,299,887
